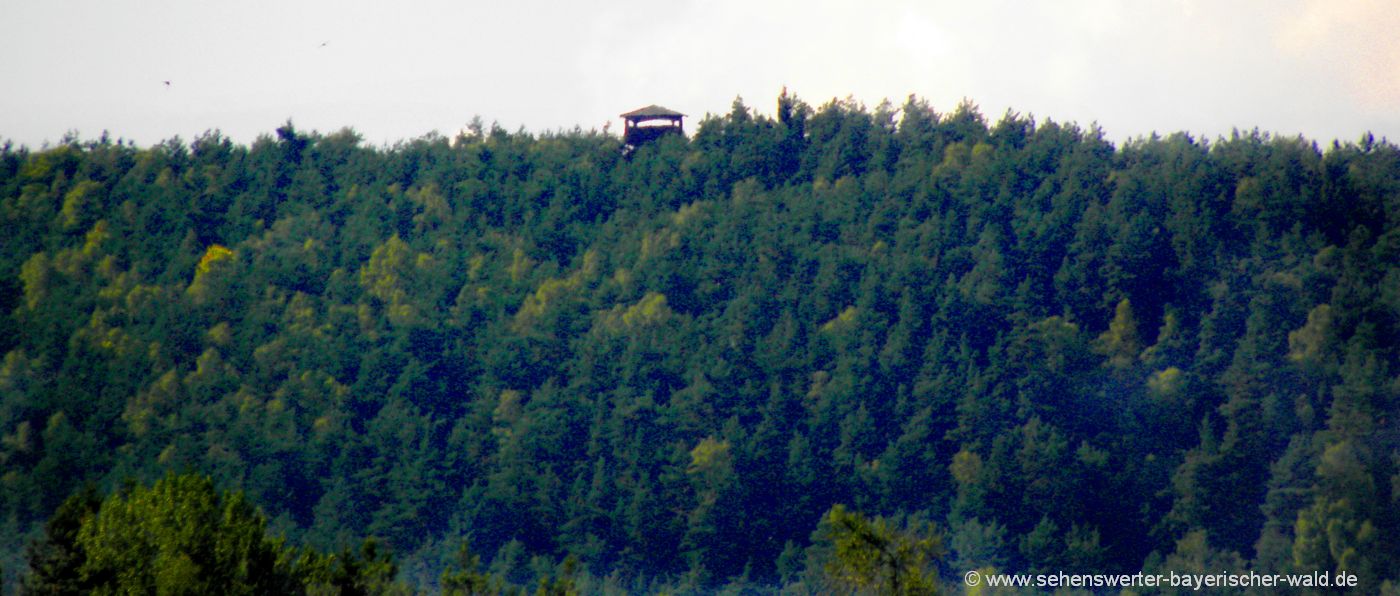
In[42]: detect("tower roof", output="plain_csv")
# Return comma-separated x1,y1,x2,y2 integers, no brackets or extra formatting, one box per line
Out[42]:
620,105,685,118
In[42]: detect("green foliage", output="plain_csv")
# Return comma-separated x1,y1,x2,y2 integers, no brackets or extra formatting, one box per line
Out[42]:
1095,298,1141,369
22,485,101,595
2,98,1399,591
817,504,941,595
21,474,412,595
300,538,405,596
439,541,579,596
73,473,302,595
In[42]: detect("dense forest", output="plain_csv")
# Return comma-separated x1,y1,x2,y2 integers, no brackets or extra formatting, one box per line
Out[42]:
1,91,1397,593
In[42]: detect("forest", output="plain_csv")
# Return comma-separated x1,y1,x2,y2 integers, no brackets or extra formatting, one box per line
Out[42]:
1,91,1398,593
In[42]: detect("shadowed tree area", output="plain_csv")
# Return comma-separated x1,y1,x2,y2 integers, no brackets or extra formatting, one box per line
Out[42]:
1,95,1397,593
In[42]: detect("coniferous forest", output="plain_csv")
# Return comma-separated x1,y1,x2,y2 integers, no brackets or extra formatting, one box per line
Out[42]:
1,92,1398,593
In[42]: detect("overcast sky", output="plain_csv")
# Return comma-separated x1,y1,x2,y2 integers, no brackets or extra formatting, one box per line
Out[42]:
2,0,1397,148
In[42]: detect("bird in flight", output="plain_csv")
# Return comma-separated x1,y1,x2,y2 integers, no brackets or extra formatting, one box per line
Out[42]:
319,41,328,48
163,80,171,87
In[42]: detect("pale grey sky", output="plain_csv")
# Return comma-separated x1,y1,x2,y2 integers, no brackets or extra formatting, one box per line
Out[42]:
2,0,1397,148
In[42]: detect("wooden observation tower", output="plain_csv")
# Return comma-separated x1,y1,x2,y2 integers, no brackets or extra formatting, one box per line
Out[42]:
620,105,685,148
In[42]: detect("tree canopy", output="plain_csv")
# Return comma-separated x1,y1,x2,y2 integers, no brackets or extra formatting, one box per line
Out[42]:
2,93,1398,592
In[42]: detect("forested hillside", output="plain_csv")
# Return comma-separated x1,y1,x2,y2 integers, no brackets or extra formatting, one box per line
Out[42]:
2,92,1398,592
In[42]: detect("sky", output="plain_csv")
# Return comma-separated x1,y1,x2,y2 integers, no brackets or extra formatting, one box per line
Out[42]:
2,0,1398,149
